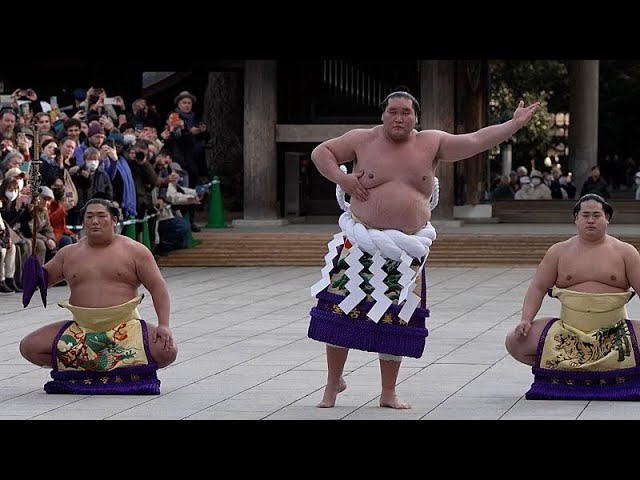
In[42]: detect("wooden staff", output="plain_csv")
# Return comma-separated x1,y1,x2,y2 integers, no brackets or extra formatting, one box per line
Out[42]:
29,130,42,255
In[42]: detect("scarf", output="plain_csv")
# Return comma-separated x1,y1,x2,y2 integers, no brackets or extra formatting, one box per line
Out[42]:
105,156,137,219
177,108,195,130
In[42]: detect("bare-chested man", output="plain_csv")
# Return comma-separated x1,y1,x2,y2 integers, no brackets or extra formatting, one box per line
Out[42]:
309,88,539,409
506,194,640,400
19,198,177,394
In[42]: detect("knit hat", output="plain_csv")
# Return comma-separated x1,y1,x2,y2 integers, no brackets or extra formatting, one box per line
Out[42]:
87,123,105,137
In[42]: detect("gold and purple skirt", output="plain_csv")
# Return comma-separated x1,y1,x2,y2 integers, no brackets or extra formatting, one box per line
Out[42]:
527,287,640,400
44,295,161,395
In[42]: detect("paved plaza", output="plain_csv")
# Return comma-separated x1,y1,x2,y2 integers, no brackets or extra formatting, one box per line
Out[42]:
1,262,639,420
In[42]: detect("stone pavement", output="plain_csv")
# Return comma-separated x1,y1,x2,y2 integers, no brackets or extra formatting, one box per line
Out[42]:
2,262,640,420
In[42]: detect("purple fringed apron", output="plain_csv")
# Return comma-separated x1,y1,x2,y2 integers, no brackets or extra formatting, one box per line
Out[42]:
44,294,161,395
308,242,429,358
526,287,640,400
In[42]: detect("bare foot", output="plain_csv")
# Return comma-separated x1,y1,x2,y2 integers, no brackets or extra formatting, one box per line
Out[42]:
317,378,347,408
380,392,411,409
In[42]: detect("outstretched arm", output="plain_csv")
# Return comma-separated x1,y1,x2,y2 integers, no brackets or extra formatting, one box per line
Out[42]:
518,242,561,336
436,101,540,162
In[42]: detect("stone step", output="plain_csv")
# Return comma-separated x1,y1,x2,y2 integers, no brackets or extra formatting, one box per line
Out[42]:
157,232,640,267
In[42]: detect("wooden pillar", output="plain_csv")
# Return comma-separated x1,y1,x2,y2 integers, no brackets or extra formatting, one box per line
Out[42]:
236,60,286,225
456,60,488,205
568,60,599,194
420,60,455,219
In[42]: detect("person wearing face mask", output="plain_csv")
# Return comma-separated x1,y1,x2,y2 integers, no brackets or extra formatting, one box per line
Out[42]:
4,168,26,190
0,177,30,290
3,168,29,204
71,147,113,217
515,170,552,200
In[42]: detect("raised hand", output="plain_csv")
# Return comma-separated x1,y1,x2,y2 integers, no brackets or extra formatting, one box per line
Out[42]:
513,100,540,128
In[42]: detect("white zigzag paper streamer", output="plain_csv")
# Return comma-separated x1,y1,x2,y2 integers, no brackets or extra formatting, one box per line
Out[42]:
338,244,366,315
367,251,392,322
398,289,422,323
310,233,345,297
397,252,417,303
398,254,429,322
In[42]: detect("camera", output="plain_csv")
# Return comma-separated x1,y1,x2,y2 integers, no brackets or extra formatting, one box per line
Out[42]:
135,151,146,162
0,234,10,249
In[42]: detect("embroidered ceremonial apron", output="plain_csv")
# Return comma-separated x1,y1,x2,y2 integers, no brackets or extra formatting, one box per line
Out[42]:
308,238,430,358
526,287,640,400
44,294,161,395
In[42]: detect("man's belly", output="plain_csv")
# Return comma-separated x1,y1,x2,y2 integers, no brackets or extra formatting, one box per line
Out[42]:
350,182,430,233
68,284,141,308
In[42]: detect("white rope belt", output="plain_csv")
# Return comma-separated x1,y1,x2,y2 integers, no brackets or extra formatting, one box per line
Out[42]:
311,166,439,323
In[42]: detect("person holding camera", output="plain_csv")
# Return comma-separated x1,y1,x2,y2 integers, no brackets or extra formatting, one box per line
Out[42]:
162,91,209,232
124,139,178,247
47,178,78,251
11,88,44,115
150,158,196,256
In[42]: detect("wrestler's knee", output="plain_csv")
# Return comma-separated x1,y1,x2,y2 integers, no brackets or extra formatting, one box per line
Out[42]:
155,344,178,369
19,334,34,360
505,328,529,359
18,337,28,359
504,330,517,355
